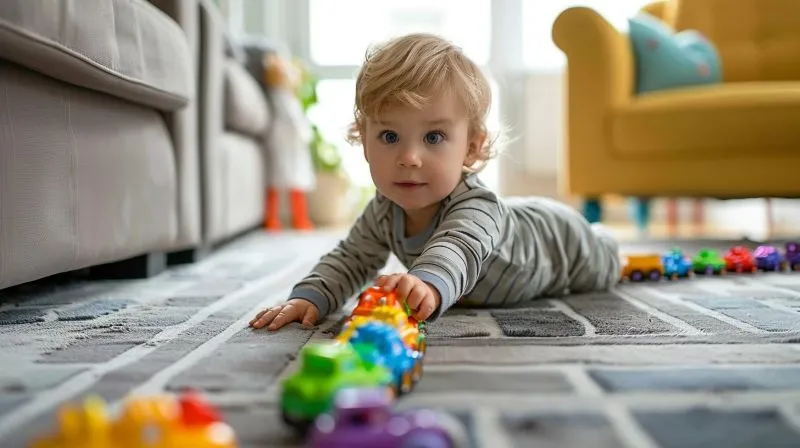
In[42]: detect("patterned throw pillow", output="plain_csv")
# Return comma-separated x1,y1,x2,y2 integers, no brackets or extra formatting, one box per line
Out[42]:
628,12,722,94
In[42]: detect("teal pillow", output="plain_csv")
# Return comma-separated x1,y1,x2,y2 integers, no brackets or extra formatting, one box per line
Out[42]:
628,12,722,94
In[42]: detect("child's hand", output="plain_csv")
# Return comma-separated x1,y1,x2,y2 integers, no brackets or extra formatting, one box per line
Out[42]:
375,273,441,321
249,298,318,331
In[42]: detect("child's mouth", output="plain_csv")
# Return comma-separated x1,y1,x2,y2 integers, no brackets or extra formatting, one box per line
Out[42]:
394,182,426,189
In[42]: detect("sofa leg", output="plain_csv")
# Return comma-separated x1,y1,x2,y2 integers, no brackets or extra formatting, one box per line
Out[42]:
630,197,651,236
88,252,166,280
581,198,602,223
167,246,210,265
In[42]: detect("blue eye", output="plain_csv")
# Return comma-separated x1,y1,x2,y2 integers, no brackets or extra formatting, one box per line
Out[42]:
379,130,399,144
424,131,445,145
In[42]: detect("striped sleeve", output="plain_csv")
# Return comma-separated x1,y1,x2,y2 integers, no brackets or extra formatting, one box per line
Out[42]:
407,183,504,320
289,196,391,318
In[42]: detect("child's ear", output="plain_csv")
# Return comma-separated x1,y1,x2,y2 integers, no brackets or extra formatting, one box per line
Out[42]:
464,131,487,167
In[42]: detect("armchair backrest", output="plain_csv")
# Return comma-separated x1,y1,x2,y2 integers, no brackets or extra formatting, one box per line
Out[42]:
658,0,800,82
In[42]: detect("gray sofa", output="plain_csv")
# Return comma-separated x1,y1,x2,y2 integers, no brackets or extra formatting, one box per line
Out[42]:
0,0,271,290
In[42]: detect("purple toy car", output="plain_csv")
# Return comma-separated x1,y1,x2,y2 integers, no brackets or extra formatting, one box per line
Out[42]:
786,241,800,271
753,245,783,272
308,388,469,448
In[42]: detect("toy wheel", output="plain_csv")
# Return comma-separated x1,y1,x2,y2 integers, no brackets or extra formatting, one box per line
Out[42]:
630,270,644,282
648,270,661,281
400,431,451,448
281,410,311,434
704,266,713,276
670,273,678,281
793,263,800,272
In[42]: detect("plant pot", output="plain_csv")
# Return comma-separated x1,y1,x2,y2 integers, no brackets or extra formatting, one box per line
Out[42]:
307,170,352,227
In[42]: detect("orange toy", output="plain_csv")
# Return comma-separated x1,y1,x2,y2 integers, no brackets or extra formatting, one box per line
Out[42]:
28,391,237,448
262,52,316,232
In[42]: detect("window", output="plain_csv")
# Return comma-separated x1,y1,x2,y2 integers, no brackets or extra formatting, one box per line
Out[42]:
522,0,654,71
308,0,492,66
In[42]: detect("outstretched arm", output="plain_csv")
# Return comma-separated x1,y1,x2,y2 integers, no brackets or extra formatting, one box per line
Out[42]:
407,182,505,320
289,196,392,318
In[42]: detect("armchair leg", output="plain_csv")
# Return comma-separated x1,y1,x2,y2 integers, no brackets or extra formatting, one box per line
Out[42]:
692,199,705,235
667,198,679,237
581,198,602,223
630,197,652,237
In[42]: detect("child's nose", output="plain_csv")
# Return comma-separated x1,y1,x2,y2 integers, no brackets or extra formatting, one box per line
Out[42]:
397,146,422,167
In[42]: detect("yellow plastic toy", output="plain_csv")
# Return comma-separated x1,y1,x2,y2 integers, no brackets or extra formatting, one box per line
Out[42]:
29,391,237,448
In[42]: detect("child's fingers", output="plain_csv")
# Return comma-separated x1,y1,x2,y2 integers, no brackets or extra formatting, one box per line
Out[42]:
301,305,318,328
379,274,403,291
268,305,298,331
414,297,436,321
250,306,280,329
404,283,424,311
395,276,415,303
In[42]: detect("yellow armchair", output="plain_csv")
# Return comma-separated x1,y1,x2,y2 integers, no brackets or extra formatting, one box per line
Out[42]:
552,0,800,228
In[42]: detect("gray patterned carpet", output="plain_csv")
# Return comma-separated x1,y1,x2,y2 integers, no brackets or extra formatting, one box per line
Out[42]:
1,231,800,447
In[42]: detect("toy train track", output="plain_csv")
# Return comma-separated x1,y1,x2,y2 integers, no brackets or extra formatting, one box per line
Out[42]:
621,242,800,282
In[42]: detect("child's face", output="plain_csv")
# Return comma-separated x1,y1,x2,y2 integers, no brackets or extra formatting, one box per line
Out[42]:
364,93,481,214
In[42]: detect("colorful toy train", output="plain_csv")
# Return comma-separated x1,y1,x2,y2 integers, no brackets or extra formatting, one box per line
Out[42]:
280,286,467,447
621,242,800,282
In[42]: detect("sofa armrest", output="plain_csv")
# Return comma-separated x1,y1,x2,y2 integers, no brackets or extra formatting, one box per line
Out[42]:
147,0,202,248
0,0,193,111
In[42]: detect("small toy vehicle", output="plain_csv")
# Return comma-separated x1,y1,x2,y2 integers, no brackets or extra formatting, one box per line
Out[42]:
29,391,237,448
338,305,426,354
621,254,664,282
691,249,726,275
661,248,692,279
723,246,756,273
786,241,800,271
281,342,393,433
351,286,410,320
308,387,469,448
753,245,783,272
346,321,423,396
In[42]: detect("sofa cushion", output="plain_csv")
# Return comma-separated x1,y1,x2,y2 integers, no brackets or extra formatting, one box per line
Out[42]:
629,12,722,94
612,82,800,157
0,0,192,111
224,58,269,137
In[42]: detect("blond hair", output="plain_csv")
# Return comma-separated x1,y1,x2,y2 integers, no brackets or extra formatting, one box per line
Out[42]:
347,33,498,172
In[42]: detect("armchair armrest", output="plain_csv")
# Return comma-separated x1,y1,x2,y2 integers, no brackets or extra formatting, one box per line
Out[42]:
551,6,635,196
552,6,634,110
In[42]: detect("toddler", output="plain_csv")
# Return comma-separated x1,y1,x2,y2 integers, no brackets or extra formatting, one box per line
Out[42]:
250,33,620,331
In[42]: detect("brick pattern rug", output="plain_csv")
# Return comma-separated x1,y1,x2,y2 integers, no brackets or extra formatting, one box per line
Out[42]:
0,231,799,447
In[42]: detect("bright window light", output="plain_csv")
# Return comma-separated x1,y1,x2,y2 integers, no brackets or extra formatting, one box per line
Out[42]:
309,0,491,66
522,0,654,71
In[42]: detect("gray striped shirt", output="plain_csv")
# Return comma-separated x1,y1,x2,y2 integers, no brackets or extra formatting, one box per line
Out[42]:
291,174,620,321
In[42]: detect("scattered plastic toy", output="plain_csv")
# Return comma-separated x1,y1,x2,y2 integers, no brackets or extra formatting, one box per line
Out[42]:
281,341,393,432
691,249,726,275
29,391,237,448
753,245,783,272
723,246,757,273
307,387,469,448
